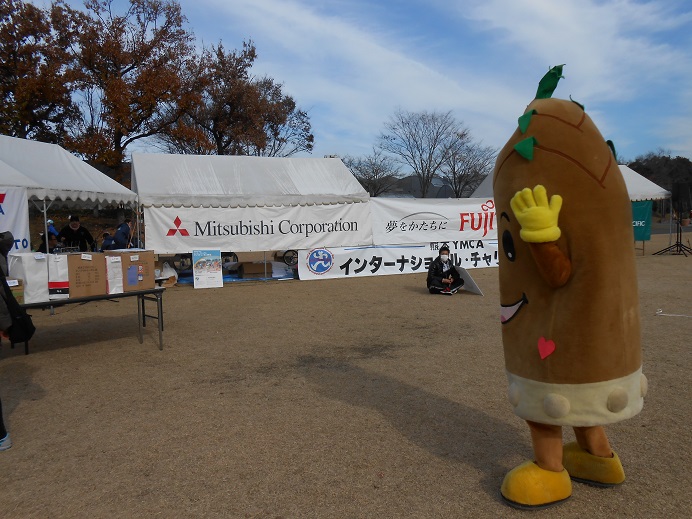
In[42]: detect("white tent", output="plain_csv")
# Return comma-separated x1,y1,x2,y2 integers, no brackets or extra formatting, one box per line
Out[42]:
132,154,368,207
618,165,671,201
0,135,137,207
0,135,137,252
131,154,373,254
471,165,670,201
0,160,42,189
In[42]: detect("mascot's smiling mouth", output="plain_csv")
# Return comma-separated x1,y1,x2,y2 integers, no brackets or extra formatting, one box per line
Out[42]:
500,293,528,325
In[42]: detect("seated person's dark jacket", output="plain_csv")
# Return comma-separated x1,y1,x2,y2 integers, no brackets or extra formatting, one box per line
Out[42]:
100,235,115,251
427,256,462,290
113,223,131,249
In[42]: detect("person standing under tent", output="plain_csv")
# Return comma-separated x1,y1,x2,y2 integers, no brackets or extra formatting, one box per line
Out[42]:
58,215,95,252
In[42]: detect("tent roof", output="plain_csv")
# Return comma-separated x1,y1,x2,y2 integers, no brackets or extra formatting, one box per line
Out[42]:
0,160,41,189
0,135,136,207
131,154,369,207
618,165,670,201
471,165,670,201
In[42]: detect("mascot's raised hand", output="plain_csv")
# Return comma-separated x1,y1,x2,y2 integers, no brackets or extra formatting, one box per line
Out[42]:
510,185,562,243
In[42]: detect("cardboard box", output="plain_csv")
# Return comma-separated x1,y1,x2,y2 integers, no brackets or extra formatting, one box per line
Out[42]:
67,253,108,298
238,262,272,279
105,250,156,291
7,278,24,305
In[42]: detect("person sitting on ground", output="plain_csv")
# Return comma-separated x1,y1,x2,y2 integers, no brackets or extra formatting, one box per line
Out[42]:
100,232,115,251
426,246,464,295
37,232,58,253
113,218,133,249
57,215,95,252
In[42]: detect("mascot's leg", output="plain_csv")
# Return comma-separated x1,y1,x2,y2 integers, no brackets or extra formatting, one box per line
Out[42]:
500,421,571,509
563,426,625,486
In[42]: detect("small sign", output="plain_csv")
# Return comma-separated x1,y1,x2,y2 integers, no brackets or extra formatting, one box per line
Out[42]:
192,250,223,289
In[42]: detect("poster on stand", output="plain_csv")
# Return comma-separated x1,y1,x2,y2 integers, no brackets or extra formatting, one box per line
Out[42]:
192,250,223,289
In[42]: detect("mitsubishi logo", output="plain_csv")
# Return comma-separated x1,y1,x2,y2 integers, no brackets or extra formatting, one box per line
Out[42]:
167,216,189,236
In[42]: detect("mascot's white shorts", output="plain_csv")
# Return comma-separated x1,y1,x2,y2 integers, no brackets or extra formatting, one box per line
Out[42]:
506,368,647,426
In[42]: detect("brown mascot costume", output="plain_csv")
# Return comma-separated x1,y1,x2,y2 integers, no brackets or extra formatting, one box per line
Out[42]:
493,65,647,509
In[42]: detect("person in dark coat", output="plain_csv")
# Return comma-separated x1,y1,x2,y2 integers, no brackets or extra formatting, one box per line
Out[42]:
58,215,95,252
0,231,14,450
113,219,133,249
426,245,464,295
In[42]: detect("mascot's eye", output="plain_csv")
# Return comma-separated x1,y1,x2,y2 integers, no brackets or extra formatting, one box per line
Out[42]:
502,230,516,261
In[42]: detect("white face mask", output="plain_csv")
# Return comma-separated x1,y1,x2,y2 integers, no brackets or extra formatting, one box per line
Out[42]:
440,254,449,262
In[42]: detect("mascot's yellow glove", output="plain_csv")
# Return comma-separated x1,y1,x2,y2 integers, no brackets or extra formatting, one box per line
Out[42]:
510,185,563,243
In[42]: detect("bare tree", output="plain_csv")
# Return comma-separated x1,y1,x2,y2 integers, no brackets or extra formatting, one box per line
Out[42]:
343,148,401,197
377,109,468,198
441,141,497,197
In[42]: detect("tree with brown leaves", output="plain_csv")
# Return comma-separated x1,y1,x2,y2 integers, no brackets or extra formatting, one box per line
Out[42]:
157,41,313,157
56,0,198,168
0,0,79,143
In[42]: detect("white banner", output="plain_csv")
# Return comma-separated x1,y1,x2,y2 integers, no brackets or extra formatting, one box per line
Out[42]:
297,239,499,280
370,197,497,245
143,203,373,254
0,187,31,252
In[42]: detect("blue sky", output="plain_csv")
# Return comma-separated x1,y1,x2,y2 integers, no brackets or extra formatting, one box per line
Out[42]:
31,0,692,163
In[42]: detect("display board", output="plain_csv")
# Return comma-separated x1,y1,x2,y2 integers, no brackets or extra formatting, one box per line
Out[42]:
192,250,223,289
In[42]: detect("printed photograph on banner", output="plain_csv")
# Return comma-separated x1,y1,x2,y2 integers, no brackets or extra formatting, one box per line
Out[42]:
192,250,223,289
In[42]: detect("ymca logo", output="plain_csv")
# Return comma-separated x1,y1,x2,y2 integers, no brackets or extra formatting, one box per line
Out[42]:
307,248,334,275
167,216,189,236
0,193,5,215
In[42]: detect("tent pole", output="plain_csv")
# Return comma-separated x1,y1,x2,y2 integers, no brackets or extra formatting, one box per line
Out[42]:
669,198,673,247
43,199,51,292
135,199,141,248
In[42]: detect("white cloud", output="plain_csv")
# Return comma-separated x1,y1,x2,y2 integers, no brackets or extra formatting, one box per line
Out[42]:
24,0,692,160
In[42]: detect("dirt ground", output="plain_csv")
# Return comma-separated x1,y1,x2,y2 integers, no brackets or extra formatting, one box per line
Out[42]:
0,232,690,518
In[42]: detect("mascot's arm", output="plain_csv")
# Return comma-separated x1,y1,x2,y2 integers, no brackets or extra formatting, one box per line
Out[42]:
510,185,572,288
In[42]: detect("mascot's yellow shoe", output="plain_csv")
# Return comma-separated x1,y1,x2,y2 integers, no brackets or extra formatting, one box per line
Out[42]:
562,441,625,487
501,461,572,509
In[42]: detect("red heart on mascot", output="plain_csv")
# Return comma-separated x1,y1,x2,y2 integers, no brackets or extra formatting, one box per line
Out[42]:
538,337,556,359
